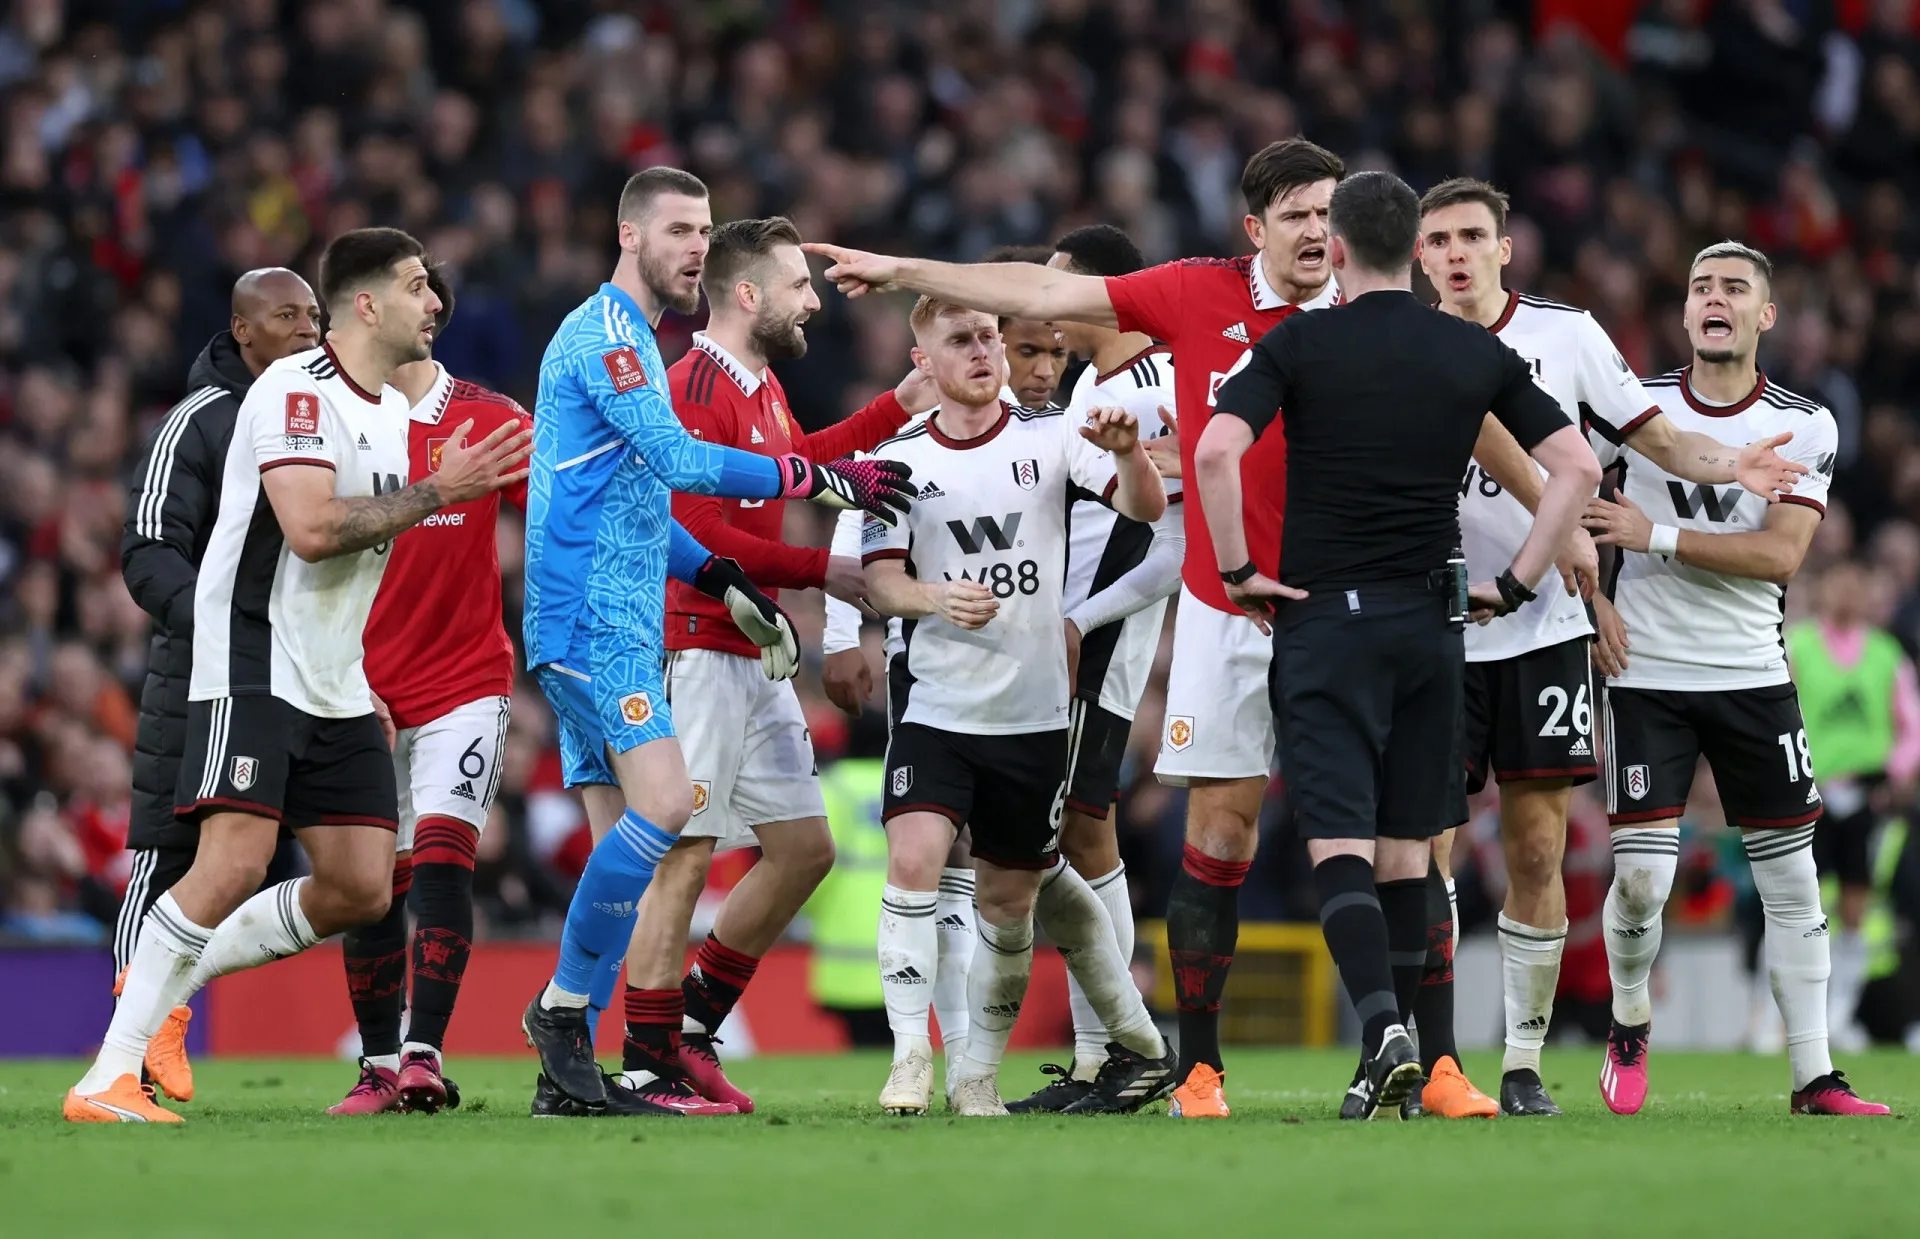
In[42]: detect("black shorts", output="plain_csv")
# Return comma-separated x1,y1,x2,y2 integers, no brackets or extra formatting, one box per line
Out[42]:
882,723,1066,869
1272,585,1462,842
1602,682,1823,829
1462,637,1600,796
1064,699,1130,818
176,695,399,831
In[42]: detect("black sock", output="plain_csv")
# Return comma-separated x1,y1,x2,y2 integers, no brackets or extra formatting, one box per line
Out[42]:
1412,863,1459,1072
344,857,410,1058
406,860,475,1050
1314,854,1398,1058
1378,875,1430,1025
1166,843,1249,1075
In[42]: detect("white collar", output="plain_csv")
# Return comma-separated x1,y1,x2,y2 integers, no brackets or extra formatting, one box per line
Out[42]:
408,362,453,424
691,332,762,396
1250,256,1340,312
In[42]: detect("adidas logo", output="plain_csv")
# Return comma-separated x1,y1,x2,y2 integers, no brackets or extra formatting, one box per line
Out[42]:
1569,737,1591,757
357,433,371,450
982,1001,1022,1019
917,481,946,500
451,780,476,801
1222,321,1250,343
883,966,929,985
1516,1015,1550,1032
1805,781,1821,805
592,900,636,916
935,914,968,930
1613,925,1651,940
750,426,766,444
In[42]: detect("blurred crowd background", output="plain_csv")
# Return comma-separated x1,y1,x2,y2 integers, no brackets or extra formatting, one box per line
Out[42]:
4,0,1920,1042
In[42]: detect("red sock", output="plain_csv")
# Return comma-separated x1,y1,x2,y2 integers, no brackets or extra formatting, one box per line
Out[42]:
683,933,761,1035
622,986,684,1075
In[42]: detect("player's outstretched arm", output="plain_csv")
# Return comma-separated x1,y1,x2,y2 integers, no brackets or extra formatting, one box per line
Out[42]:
1081,406,1166,523
1623,415,1806,500
1067,512,1185,637
1582,492,1820,587
863,556,997,630
267,419,531,561
803,243,1119,328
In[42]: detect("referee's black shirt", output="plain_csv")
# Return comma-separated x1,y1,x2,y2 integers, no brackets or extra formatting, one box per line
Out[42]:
1214,288,1570,589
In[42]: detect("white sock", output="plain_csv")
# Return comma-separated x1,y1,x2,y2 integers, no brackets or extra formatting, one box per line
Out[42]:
76,893,213,1094
367,1053,400,1072
1744,827,1833,1090
541,981,589,1009
401,1041,441,1066
1039,858,1163,1065
1604,828,1679,1027
1067,863,1136,1077
188,879,321,988
880,884,937,1061
1497,913,1567,1075
933,868,975,1069
953,915,1033,1083
1828,926,1868,1033
1445,877,1459,953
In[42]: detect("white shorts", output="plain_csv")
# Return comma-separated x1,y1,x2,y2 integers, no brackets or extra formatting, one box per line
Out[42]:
667,647,826,850
1154,587,1274,785
394,695,512,850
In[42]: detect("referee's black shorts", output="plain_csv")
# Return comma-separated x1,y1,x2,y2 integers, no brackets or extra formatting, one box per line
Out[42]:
1272,582,1462,842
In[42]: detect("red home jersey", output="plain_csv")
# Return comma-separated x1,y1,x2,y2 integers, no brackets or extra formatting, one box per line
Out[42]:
364,366,528,729
1105,256,1339,613
665,333,912,658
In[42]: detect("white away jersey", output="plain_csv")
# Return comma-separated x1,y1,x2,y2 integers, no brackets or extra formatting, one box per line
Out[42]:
862,402,1121,734
1594,369,1835,691
1063,348,1178,716
191,346,412,717
1460,294,1652,662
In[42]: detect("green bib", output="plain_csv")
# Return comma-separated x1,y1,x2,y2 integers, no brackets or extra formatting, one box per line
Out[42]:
805,759,891,1010
1788,623,1902,779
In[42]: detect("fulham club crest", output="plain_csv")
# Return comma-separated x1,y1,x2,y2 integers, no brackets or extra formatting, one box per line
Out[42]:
1011,459,1040,490
1624,763,1650,801
230,756,259,792
891,765,913,797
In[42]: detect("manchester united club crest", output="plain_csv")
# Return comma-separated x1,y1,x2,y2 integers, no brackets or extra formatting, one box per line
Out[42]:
428,437,448,472
602,346,648,393
890,765,913,797
230,755,259,792
770,398,792,440
285,392,319,436
619,692,653,726
1624,763,1650,801
690,780,711,816
1166,715,1194,752
1011,459,1040,490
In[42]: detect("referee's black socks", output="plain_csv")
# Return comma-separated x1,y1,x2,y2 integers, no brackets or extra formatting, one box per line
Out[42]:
1376,874,1431,1032
1411,862,1459,1073
1313,854,1400,1057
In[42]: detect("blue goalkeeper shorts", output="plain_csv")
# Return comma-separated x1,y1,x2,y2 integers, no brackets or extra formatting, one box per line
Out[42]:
534,633,675,788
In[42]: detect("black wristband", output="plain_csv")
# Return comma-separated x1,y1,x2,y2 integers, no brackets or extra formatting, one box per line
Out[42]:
1220,561,1258,586
1495,568,1536,613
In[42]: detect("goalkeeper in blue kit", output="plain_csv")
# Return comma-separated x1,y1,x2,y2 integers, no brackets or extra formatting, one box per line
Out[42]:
520,168,913,1113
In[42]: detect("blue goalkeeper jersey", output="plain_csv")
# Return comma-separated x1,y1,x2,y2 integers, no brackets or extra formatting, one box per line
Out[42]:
524,283,784,667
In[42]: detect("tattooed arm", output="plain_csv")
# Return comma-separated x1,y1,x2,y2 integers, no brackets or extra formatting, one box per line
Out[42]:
1622,414,1807,501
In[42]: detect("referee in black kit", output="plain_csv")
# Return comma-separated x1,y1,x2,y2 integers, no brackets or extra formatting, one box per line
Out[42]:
1192,171,1602,1118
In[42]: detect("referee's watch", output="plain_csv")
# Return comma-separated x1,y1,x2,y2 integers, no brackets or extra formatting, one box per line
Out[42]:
1220,561,1258,586
1494,568,1536,614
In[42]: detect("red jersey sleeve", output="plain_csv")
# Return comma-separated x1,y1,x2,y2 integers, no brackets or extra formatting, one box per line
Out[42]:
1104,263,1188,342
502,399,531,511
793,389,911,462
672,398,830,589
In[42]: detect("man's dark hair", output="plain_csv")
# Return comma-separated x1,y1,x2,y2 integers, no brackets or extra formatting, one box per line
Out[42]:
617,166,709,224
427,263,455,336
317,227,427,312
1690,240,1774,289
1330,172,1421,273
982,244,1054,265
1052,225,1144,277
1417,177,1511,235
703,216,804,301
1240,138,1345,219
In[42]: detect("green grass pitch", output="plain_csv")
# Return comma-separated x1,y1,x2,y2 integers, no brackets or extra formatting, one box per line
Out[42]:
3,1049,1916,1238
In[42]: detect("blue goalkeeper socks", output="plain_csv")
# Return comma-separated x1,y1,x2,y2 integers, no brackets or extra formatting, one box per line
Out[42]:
552,809,676,997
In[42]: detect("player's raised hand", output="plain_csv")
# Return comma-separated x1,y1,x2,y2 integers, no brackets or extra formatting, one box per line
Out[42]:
1225,572,1306,636
1080,405,1140,455
1582,493,1654,553
692,555,800,681
1735,432,1808,501
1556,525,1600,599
1143,405,1181,479
1591,593,1630,676
801,242,902,299
822,648,874,716
431,418,534,504
931,579,997,630
893,366,939,416
779,454,916,525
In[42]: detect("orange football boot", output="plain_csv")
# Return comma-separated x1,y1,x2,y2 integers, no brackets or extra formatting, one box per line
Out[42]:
1421,1056,1498,1118
64,1075,183,1123
1168,1063,1230,1118
146,1007,194,1101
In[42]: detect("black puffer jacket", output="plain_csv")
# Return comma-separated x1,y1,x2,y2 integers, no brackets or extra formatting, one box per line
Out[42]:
122,333,254,850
